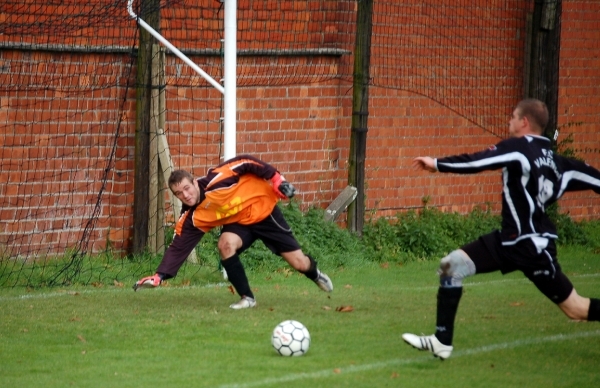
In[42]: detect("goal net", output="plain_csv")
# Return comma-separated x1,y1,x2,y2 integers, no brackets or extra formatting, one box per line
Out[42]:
0,0,532,287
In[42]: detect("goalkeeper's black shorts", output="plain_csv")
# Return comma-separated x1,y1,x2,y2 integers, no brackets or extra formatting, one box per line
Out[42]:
221,205,301,255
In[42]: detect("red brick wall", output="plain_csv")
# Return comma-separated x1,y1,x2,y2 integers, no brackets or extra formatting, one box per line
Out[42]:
555,0,600,219
364,89,504,219
0,50,137,256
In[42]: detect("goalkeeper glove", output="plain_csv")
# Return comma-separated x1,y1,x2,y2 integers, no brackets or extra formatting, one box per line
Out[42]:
270,172,296,199
133,273,163,291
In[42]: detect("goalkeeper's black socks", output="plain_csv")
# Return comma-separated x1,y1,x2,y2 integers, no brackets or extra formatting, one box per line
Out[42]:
221,254,254,299
588,298,600,321
300,255,319,281
435,286,463,346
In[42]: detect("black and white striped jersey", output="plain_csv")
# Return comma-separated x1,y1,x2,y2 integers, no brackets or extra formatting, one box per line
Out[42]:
435,135,600,246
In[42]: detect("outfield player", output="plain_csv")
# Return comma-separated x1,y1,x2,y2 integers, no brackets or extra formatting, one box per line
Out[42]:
133,155,333,309
403,99,600,359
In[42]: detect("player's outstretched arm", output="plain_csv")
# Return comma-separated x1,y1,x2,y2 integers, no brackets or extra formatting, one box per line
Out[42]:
412,156,438,173
132,217,205,292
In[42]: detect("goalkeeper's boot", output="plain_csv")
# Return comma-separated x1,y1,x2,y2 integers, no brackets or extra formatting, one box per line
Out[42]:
402,333,453,360
229,296,257,310
313,270,333,292
132,274,162,291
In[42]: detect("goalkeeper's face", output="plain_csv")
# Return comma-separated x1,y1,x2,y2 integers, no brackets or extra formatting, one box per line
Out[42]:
171,177,202,207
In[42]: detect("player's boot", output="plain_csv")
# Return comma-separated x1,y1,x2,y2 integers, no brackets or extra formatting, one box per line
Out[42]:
402,333,453,360
313,270,333,292
229,296,257,310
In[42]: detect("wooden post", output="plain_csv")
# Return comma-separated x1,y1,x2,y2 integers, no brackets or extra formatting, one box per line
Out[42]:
527,0,561,142
156,45,166,255
324,186,357,222
348,0,373,236
148,43,161,254
133,0,160,254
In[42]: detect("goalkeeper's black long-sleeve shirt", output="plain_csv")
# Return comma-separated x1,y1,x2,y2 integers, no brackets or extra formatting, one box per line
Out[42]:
157,155,279,278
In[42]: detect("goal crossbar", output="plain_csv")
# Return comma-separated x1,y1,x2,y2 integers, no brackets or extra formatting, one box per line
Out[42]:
126,0,225,94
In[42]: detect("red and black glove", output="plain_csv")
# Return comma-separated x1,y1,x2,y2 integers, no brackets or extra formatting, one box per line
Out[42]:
270,172,296,199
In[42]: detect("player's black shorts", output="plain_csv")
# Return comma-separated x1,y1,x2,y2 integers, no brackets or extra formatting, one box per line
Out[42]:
461,230,573,304
221,205,301,255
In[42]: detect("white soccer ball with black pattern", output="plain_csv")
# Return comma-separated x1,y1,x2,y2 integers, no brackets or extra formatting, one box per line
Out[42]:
271,320,310,356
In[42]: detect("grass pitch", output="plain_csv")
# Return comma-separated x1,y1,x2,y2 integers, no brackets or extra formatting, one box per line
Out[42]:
2,245,599,387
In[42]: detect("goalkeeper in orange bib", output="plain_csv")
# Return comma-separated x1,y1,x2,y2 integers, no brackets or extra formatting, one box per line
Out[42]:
133,154,333,309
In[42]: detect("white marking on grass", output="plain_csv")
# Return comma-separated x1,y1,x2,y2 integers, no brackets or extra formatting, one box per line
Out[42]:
0,282,229,301
217,330,600,388
2,272,599,300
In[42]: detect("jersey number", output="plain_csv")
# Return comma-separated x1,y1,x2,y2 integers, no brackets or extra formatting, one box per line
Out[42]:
536,175,554,211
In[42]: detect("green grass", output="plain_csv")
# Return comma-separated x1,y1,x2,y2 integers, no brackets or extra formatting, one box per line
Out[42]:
2,245,599,387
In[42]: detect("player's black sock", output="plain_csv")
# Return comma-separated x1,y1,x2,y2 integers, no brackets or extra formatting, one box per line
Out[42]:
300,255,319,281
435,286,463,346
221,255,254,299
588,298,600,321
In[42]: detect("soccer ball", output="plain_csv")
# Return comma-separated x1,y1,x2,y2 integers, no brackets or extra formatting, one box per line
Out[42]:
271,320,310,356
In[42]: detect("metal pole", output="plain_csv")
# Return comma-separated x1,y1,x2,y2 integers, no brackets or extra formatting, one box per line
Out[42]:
223,0,237,160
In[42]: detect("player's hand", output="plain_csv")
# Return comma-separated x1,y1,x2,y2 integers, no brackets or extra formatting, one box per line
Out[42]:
412,157,438,173
270,172,296,199
132,273,162,291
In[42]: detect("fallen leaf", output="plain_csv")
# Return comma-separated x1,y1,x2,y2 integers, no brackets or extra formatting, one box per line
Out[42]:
322,305,331,310
510,302,524,307
277,268,293,277
113,280,124,287
333,368,342,374
91,282,103,288
380,262,389,269
181,279,191,287
336,305,354,312
344,284,353,289
228,285,235,295
391,372,399,378
77,335,86,343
